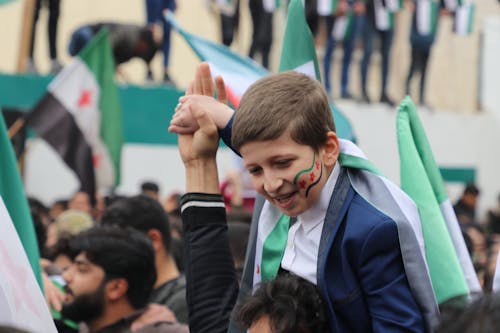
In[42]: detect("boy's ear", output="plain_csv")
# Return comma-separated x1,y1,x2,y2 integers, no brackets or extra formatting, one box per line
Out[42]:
322,131,340,167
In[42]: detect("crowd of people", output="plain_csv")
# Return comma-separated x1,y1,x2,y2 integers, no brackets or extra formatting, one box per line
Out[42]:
26,0,470,108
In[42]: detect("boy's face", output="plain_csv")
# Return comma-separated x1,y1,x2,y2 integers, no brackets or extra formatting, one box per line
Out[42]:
241,130,338,217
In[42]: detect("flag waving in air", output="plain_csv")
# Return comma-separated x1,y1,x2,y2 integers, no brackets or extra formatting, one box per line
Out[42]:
397,96,481,304
166,11,267,108
0,112,42,288
26,28,124,200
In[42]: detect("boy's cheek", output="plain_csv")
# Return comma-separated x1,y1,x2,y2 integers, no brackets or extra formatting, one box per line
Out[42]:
295,161,322,197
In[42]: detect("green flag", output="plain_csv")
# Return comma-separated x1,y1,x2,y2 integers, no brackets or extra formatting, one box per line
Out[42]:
279,0,321,79
397,97,480,304
0,111,43,289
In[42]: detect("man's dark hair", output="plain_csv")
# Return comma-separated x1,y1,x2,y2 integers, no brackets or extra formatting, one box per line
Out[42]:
141,181,160,193
437,293,500,333
234,274,330,333
70,225,156,309
464,183,480,196
101,195,172,251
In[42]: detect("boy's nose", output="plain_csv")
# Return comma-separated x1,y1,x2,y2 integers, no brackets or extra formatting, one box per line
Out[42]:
263,176,283,195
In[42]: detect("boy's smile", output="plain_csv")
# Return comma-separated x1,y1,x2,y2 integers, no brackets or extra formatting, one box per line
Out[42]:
240,130,337,217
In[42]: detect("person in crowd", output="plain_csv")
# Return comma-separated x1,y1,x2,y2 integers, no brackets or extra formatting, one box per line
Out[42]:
436,292,500,333
453,183,481,226
28,0,62,74
141,181,161,201
68,191,93,216
323,0,366,99
61,225,187,333
68,22,158,76
170,62,438,333
145,0,177,83
101,195,188,324
50,199,68,221
234,274,330,333
487,193,500,234
405,0,447,109
360,0,396,106
213,0,240,46
248,0,274,69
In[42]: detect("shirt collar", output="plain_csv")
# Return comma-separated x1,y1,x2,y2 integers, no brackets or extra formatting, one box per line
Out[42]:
297,163,340,233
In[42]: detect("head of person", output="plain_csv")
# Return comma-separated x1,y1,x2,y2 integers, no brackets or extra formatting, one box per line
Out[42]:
101,195,172,255
61,225,156,325
462,183,480,209
135,27,158,64
232,72,339,217
68,191,93,215
234,274,330,333
436,293,500,333
141,181,160,200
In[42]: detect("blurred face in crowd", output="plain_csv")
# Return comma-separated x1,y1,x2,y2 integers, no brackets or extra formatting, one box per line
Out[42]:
61,252,106,323
69,192,92,215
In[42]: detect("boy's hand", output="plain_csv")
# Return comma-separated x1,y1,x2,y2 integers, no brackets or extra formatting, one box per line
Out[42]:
169,62,232,134
178,102,219,166
169,95,233,134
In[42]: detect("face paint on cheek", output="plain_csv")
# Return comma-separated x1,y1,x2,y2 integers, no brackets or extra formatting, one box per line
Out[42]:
293,153,323,197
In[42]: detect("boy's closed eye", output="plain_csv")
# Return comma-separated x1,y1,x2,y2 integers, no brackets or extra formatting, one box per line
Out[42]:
247,167,262,175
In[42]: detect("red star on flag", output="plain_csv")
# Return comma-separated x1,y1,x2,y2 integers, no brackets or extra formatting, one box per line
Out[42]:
309,172,315,181
299,179,307,189
93,154,101,167
78,89,92,108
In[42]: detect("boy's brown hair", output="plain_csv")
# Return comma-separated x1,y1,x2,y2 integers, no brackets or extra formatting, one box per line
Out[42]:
232,71,335,152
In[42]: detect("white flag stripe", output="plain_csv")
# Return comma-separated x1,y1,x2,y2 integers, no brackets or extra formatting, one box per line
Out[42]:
440,200,482,294
317,0,333,15
417,0,431,35
374,0,391,31
333,15,348,41
0,196,57,332
455,2,473,35
293,61,318,80
493,248,500,292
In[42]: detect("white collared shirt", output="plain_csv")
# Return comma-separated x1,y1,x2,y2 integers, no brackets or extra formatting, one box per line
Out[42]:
281,163,340,284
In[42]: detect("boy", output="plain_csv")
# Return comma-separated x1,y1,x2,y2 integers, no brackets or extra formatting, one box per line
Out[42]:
171,64,439,332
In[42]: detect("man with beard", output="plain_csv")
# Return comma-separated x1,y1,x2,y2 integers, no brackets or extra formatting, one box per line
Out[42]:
61,226,187,333
101,195,188,324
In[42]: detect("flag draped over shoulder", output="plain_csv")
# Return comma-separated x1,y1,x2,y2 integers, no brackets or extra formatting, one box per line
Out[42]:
0,194,57,333
416,0,439,36
0,112,42,289
26,28,123,199
397,97,481,304
454,1,475,36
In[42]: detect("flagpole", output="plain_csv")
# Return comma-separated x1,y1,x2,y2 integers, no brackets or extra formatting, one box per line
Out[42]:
16,0,36,72
8,117,26,139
